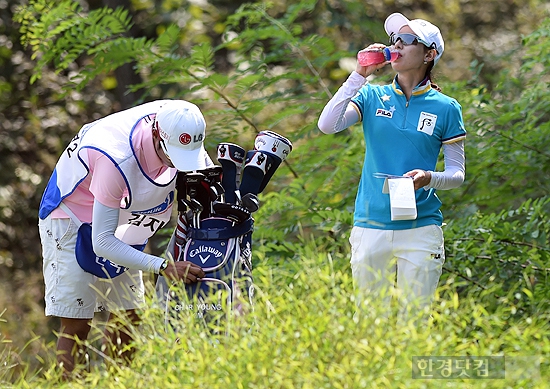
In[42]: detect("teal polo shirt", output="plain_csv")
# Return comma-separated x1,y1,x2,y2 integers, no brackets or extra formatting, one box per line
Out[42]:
350,77,466,230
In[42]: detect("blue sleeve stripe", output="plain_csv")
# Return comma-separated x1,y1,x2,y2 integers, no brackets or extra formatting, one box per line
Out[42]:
443,133,466,144
349,100,363,122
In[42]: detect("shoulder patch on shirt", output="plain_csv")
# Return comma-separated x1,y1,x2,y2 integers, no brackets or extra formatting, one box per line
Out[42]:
417,112,437,135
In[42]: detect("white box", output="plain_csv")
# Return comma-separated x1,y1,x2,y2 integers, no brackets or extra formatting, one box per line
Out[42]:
383,177,417,221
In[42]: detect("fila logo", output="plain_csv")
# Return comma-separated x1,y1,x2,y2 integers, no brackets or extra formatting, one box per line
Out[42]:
376,108,394,118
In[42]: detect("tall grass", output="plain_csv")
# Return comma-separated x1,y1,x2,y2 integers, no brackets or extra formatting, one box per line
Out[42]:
2,246,548,388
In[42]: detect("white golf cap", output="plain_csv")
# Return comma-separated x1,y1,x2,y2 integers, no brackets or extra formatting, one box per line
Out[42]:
156,100,207,172
384,13,445,65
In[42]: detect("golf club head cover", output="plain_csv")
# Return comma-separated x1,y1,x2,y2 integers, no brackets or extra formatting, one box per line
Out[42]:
253,131,292,192
217,143,245,203
178,172,211,219
239,150,270,197
254,131,292,161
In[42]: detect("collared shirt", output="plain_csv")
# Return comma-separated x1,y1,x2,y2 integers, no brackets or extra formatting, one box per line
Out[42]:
350,76,466,229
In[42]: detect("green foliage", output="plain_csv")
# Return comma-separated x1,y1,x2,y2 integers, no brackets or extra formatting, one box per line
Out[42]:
15,1,133,84
442,197,550,314
440,20,550,215
252,129,362,257
3,252,549,387
17,1,547,218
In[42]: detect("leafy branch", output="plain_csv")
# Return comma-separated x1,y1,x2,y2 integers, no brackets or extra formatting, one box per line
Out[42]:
15,0,133,84
251,4,333,99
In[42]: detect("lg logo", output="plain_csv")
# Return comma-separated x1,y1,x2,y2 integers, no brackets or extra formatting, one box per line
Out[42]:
179,133,191,145
179,133,203,145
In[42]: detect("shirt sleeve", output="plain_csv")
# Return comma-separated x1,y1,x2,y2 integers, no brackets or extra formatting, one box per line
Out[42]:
425,140,465,190
442,99,467,144
318,71,365,134
87,149,127,208
91,199,165,273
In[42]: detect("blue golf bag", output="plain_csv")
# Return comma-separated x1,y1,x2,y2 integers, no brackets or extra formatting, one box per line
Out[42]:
156,133,292,334
156,213,255,334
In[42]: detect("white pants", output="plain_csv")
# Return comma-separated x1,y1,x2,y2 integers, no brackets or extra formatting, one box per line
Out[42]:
39,215,145,319
349,225,445,319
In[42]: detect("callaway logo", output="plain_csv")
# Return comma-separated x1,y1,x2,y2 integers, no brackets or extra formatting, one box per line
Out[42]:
255,134,291,159
256,137,281,153
189,245,223,261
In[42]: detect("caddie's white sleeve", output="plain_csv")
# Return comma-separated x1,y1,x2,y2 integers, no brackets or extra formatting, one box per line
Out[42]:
91,199,165,273
426,140,465,190
318,71,365,134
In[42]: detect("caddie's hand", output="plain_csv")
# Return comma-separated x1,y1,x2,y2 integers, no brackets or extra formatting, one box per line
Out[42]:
162,261,205,283
356,43,390,77
404,169,431,190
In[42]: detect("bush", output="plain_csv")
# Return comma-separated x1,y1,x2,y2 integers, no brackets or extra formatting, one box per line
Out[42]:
3,231,548,388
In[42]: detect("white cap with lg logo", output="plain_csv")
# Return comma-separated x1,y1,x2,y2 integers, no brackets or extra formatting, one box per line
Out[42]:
156,100,207,172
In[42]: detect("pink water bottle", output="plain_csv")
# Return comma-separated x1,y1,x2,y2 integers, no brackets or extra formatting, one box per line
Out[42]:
357,47,399,66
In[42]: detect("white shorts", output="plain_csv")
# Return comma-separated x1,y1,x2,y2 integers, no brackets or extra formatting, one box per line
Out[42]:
38,215,145,319
349,224,445,312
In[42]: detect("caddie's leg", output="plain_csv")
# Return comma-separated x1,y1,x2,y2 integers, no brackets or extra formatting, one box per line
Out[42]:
96,270,144,364
394,225,445,323
349,226,396,318
57,318,91,377
39,214,97,378
103,309,141,363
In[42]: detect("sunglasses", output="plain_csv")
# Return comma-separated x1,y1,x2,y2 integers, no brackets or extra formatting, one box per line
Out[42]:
390,33,435,50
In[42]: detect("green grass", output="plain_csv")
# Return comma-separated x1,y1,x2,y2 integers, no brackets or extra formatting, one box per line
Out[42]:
2,247,548,388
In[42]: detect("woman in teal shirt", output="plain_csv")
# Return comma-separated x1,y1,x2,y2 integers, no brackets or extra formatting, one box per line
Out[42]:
318,13,466,322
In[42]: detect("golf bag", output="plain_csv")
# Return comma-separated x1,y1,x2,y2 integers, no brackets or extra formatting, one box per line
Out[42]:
156,131,292,334
156,214,254,334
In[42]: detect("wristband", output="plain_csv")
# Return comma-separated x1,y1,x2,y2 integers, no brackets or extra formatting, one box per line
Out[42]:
159,259,169,274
